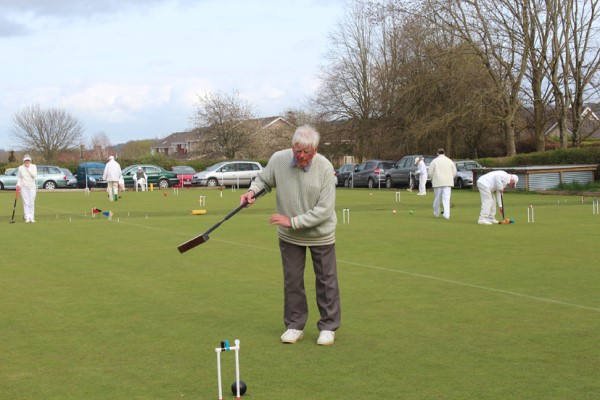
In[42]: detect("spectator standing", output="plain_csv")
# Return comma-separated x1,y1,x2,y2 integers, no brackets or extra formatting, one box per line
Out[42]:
428,148,457,219
16,154,38,223
415,157,428,196
476,170,518,224
102,155,122,201
240,125,341,346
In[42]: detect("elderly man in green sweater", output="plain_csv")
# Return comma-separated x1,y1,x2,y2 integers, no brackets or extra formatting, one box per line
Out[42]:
240,125,341,346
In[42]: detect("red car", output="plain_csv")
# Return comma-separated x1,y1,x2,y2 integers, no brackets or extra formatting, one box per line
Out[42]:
172,166,196,187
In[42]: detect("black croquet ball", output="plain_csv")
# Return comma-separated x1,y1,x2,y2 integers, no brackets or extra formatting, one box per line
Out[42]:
231,380,247,396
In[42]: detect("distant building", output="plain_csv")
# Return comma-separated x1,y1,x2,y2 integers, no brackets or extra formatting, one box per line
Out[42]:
544,106,600,141
150,116,295,159
150,128,205,158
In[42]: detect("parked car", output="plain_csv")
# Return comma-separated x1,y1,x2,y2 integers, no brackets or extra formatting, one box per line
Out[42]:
60,168,78,188
335,163,356,187
454,160,483,189
0,165,69,190
4,168,16,175
385,155,435,189
172,166,196,187
347,160,395,189
192,161,263,187
75,162,106,189
121,164,180,189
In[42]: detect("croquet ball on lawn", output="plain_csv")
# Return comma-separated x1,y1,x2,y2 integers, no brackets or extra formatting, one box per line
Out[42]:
505,218,510,223
409,210,414,214
392,209,397,214
163,192,167,196
510,218,515,223
231,380,247,396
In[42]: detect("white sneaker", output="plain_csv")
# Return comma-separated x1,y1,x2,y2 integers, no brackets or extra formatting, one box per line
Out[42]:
281,329,303,344
317,330,335,346
478,218,492,225
488,218,500,224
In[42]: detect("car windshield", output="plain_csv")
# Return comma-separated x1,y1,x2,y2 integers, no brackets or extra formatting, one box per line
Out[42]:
205,162,226,172
88,166,105,175
173,166,195,174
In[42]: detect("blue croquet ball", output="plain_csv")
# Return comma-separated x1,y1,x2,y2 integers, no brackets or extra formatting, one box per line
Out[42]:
231,380,247,396
510,218,514,223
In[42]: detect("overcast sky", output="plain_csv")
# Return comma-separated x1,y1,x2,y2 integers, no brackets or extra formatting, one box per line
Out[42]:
0,0,345,151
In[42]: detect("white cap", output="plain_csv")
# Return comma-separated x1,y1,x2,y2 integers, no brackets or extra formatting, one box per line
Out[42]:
108,155,115,161
23,154,32,161
511,174,519,186
414,157,420,164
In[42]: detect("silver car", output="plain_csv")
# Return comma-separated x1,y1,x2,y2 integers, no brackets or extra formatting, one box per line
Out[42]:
454,160,483,188
192,161,263,187
0,165,69,190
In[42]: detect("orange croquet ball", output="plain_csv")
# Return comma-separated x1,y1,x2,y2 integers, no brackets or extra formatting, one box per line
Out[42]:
163,192,167,196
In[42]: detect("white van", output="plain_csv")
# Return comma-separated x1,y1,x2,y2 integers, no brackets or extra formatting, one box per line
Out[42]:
191,161,263,187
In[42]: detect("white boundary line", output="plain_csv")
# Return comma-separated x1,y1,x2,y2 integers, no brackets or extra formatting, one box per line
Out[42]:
341,260,600,313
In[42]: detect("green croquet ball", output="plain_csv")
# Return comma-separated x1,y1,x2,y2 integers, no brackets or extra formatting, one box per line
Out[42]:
409,210,414,214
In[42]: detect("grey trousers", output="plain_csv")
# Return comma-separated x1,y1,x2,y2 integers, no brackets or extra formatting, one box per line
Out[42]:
279,239,341,332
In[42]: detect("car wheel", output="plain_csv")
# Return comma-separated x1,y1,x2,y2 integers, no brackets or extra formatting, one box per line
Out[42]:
368,178,374,189
0,182,4,190
385,177,393,189
44,181,57,190
159,179,169,189
207,178,219,187
457,178,464,189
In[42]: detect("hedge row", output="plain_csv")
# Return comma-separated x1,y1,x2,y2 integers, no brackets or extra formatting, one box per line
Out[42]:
477,146,600,168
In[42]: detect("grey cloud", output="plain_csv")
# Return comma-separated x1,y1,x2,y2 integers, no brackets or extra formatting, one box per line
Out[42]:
0,15,30,37
0,0,196,19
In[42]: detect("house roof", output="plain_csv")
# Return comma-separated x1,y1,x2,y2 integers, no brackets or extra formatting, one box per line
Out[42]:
544,105,600,139
151,116,293,149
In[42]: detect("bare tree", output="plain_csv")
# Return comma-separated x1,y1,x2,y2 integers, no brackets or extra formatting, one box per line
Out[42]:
314,1,379,160
89,131,112,160
419,0,531,156
564,0,600,147
191,90,256,159
12,104,84,162
523,0,554,152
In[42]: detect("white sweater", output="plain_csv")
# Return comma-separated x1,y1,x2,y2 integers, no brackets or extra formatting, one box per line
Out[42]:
17,164,38,189
428,155,456,187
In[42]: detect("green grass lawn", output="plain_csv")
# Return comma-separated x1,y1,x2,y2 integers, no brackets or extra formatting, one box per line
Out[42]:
1,187,599,399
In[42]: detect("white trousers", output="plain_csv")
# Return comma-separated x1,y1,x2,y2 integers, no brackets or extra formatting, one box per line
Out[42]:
418,173,427,195
107,181,119,201
135,178,146,191
433,186,452,219
20,186,36,221
477,183,496,220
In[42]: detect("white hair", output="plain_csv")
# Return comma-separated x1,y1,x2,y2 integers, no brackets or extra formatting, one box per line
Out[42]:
292,125,320,148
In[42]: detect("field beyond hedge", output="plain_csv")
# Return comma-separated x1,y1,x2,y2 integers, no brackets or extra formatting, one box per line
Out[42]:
1,187,599,399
